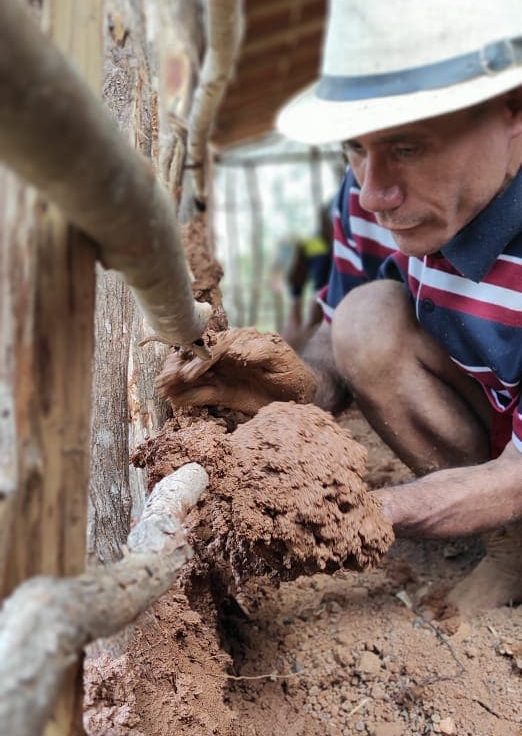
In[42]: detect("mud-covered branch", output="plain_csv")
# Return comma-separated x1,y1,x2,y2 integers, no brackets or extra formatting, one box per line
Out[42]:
187,0,244,203
0,463,209,736
0,0,210,350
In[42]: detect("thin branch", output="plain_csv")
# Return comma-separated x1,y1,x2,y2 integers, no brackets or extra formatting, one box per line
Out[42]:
187,0,245,203
0,463,209,736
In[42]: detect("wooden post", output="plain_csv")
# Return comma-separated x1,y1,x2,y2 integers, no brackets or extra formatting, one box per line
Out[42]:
224,167,246,326
0,1,101,733
89,0,205,555
309,145,324,233
245,163,264,326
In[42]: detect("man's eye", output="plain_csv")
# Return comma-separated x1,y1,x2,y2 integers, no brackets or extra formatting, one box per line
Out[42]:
343,143,364,157
395,146,419,159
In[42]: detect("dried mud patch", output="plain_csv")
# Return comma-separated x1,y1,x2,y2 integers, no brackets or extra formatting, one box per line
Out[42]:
84,592,234,736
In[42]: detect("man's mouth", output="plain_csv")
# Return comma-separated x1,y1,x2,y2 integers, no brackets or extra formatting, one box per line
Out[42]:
381,222,421,233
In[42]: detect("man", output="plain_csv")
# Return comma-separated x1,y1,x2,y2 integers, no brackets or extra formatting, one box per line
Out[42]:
166,0,522,614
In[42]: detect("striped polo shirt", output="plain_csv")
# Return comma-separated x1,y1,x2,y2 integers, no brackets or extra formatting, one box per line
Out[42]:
319,168,522,454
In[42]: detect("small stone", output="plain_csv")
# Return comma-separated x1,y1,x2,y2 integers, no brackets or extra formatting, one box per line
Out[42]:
355,720,365,732
439,717,456,735
358,651,382,675
333,645,352,667
370,724,404,736
334,632,352,647
454,621,472,639
371,684,386,700
326,724,342,736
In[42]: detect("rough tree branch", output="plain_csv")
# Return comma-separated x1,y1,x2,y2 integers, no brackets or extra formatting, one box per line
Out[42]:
0,463,209,736
0,0,210,353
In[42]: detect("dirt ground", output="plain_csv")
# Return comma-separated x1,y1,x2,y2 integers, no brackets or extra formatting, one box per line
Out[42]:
85,407,521,736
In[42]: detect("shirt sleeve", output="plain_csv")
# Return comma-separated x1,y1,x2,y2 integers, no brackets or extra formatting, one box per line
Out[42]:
318,171,374,322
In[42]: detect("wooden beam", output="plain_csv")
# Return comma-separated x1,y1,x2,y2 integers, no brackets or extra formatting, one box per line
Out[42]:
216,150,342,167
223,55,320,94
247,0,322,22
242,0,325,39
240,16,323,57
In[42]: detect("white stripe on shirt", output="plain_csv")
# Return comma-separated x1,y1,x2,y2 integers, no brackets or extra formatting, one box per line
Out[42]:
334,239,363,271
409,257,522,312
349,216,397,250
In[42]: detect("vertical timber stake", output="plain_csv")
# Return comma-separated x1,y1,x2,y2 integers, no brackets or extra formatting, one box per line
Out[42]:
0,1,100,733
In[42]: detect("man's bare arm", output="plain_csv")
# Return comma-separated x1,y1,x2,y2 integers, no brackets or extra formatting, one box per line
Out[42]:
300,322,352,413
373,442,522,538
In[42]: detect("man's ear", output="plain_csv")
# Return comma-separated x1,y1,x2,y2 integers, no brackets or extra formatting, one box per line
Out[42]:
504,86,522,137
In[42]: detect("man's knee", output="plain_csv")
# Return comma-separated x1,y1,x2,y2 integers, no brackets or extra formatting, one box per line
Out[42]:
331,280,413,382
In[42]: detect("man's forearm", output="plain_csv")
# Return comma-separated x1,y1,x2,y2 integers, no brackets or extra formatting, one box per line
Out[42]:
300,322,351,413
373,443,522,538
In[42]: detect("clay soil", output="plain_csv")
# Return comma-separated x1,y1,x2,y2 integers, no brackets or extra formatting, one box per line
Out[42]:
85,407,521,736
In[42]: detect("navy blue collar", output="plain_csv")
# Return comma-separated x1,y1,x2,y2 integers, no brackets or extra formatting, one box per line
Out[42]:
441,169,522,282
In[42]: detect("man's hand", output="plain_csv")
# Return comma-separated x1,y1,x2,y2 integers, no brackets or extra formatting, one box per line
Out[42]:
372,441,522,538
157,327,317,415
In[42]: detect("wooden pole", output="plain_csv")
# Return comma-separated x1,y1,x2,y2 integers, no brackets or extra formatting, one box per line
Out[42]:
309,145,324,233
225,167,246,326
0,2,101,733
245,163,264,326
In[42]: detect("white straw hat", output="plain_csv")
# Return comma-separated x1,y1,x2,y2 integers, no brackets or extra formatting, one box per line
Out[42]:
277,0,522,144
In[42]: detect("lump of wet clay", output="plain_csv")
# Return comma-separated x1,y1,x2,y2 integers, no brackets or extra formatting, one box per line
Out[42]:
219,402,394,584
157,327,318,416
133,402,394,589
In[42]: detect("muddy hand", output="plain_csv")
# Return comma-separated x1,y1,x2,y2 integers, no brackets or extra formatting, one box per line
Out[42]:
156,327,318,415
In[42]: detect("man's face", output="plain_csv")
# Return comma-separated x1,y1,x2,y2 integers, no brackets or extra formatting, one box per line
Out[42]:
343,93,522,256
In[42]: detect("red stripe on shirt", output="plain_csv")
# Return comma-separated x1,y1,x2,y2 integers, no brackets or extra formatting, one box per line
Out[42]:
412,280,521,328
334,254,363,277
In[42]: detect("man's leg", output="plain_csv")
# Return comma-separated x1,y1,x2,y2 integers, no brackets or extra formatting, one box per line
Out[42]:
447,521,522,614
332,280,492,474
331,280,520,612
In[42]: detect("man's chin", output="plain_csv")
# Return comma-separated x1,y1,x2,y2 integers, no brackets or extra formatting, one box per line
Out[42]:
389,227,446,258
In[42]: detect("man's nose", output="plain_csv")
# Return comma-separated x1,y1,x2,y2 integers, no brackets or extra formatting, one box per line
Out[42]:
358,159,404,213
